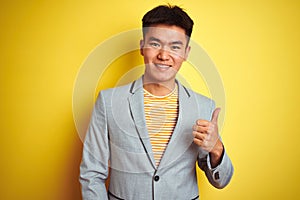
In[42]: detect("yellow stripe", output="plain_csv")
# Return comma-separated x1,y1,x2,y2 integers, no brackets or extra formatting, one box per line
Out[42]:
144,86,179,167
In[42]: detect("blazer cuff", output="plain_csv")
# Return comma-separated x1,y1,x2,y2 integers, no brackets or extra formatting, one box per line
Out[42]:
206,148,234,188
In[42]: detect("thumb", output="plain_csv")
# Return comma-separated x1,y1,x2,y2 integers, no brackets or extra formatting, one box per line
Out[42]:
211,107,221,123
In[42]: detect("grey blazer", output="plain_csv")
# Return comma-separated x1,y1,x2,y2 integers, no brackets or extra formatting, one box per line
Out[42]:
80,77,233,200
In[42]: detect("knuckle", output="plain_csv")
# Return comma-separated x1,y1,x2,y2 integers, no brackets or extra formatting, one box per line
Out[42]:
192,131,198,137
192,125,196,131
193,138,201,146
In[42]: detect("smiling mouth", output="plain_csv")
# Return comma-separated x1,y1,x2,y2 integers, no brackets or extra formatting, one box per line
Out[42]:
155,63,171,69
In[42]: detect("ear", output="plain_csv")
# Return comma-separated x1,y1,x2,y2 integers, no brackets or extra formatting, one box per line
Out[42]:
184,45,191,61
140,39,145,56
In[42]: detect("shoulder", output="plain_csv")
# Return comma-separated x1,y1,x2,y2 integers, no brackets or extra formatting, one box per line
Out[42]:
94,82,135,108
183,85,215,106
99,81,134,98
179,84,216,120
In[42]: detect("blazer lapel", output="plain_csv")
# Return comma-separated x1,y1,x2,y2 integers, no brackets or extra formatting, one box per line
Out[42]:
158,82,198,169
127,77,156,169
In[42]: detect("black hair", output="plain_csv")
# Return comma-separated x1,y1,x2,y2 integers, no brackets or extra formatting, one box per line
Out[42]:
142,4,194,38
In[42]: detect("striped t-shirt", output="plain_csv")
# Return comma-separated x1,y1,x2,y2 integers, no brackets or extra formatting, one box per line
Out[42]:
143,86,179,167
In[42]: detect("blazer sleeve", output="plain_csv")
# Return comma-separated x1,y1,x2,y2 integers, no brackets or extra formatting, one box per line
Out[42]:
79,92,109,200
196,96,234,189
198,147,234,189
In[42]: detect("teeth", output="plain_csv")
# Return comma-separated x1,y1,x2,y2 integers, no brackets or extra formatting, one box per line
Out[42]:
156,64,169,68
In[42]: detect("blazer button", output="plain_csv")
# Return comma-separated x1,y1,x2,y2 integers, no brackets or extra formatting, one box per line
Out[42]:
154,175,160,182
214,172,220,180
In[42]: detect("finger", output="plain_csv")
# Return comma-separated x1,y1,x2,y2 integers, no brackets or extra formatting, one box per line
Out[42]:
192,125,208,133
211,107,221,123
193,137,208,148
193,131,206,140
196,119,209,126
193,137,203,146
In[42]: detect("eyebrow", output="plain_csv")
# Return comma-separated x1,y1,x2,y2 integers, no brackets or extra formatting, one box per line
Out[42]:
170,41,184,46
148,37,184,46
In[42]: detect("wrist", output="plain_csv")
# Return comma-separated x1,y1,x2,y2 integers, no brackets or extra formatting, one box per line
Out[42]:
211,140,223,157
209,140,224,168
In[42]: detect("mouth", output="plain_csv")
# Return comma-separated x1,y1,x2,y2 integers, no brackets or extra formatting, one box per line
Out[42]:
154,63,171,70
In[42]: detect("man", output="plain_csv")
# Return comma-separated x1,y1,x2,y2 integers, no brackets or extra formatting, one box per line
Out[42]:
80,5,233,200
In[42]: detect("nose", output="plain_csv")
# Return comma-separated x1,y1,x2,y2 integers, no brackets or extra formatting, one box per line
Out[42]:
157,48,170,61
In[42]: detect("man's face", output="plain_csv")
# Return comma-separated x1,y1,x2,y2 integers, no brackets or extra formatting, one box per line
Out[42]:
140,24,190,87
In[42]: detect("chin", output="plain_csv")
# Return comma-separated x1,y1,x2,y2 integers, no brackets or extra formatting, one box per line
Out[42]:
153,77,175,85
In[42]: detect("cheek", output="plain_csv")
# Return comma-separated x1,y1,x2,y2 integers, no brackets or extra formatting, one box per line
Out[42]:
171,50,186,60
142,48,158,60
172,56,185,68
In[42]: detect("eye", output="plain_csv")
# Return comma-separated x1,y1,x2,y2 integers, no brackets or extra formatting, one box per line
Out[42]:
149,42,160,48
171,45,181,50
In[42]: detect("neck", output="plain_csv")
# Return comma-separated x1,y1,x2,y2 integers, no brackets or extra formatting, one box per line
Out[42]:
143,79,176,96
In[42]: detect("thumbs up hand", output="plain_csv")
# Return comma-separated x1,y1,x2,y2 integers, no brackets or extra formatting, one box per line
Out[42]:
193,108,224,167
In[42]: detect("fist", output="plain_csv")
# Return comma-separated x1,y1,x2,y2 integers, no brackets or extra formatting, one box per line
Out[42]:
192,108,221,153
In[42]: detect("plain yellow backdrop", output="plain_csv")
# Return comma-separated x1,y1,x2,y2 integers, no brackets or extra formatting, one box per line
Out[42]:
1,0,299,199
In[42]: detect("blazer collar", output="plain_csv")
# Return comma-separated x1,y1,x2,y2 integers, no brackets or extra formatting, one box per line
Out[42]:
129,76,191,97
128,76,195,170
128,77,156,168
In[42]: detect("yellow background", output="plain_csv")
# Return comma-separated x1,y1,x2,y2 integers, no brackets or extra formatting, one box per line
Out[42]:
1,0,299,199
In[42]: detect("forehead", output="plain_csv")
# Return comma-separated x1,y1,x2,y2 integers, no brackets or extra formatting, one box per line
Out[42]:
144,25,188,44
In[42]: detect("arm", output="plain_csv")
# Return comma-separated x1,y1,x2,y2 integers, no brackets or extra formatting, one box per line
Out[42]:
193,108,234,188
198,146,233,189
79,92,110,200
